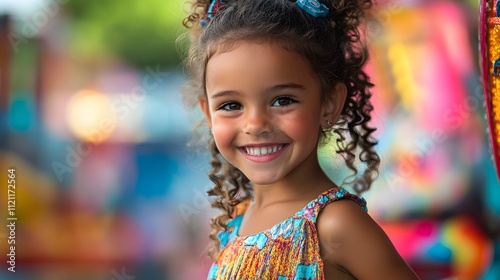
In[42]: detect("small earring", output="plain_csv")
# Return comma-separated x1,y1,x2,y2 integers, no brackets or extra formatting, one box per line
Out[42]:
326,120,332,126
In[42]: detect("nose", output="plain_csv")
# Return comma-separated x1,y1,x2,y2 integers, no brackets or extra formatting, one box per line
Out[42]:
243,108,273,136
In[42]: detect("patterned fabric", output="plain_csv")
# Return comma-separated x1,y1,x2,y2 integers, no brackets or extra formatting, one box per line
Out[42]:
207,187,368,279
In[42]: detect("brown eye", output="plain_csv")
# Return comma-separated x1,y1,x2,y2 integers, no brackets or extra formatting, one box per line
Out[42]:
219,102,242,111
272,96,296,107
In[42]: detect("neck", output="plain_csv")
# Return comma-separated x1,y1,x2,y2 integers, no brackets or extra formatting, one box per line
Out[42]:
250,157,337,210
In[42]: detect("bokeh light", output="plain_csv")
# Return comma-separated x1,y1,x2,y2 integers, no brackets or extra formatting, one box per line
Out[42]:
66,89,116,143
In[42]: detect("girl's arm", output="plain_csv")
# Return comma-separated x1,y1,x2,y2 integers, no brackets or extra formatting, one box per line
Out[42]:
317,199,420,280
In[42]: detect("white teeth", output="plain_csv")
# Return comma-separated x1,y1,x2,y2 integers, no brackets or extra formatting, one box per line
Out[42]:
245,145,283,156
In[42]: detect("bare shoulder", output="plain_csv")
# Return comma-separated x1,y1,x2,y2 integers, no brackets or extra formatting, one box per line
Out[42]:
317,199,420,280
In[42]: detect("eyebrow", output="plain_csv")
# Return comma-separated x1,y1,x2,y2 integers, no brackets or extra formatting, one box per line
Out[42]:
265,83,305,93
210,83,306,100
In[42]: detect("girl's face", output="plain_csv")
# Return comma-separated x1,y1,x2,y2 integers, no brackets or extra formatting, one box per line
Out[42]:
200,41,344,186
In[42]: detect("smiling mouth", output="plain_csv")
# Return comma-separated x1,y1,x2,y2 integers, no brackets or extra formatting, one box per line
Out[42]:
243,145,285,156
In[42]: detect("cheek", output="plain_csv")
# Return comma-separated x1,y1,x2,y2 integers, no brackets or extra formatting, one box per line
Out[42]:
211,119,236,149
280,112,321,145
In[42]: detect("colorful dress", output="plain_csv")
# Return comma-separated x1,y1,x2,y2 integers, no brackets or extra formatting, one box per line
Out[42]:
207,187,368,279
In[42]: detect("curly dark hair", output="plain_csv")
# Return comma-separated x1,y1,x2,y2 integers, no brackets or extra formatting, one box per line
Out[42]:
181,0,380,259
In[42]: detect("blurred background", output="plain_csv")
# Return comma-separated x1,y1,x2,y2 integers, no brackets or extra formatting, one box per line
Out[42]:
0,0,499,279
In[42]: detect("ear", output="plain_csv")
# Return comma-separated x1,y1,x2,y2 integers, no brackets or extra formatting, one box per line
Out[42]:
321,83,347,128
198,97,213,128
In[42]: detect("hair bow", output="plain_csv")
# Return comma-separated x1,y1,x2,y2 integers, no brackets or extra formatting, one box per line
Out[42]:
200,0,224,28
296,0,329,18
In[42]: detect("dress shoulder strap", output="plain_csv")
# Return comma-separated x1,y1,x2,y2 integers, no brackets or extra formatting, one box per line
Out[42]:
217,215,243,249
294,187,368,223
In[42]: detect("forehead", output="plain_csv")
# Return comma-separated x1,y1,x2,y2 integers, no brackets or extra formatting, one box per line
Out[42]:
205,41,318,92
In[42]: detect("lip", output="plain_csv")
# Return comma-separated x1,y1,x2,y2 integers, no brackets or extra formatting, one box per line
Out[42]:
239,143,288,163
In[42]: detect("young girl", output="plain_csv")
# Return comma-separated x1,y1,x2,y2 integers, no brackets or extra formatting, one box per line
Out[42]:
182,0,420,279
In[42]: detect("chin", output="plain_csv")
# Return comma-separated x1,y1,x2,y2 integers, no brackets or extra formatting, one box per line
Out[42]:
244,173,282,186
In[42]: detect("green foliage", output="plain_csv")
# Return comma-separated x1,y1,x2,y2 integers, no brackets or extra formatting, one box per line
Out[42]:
65,0,188,69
